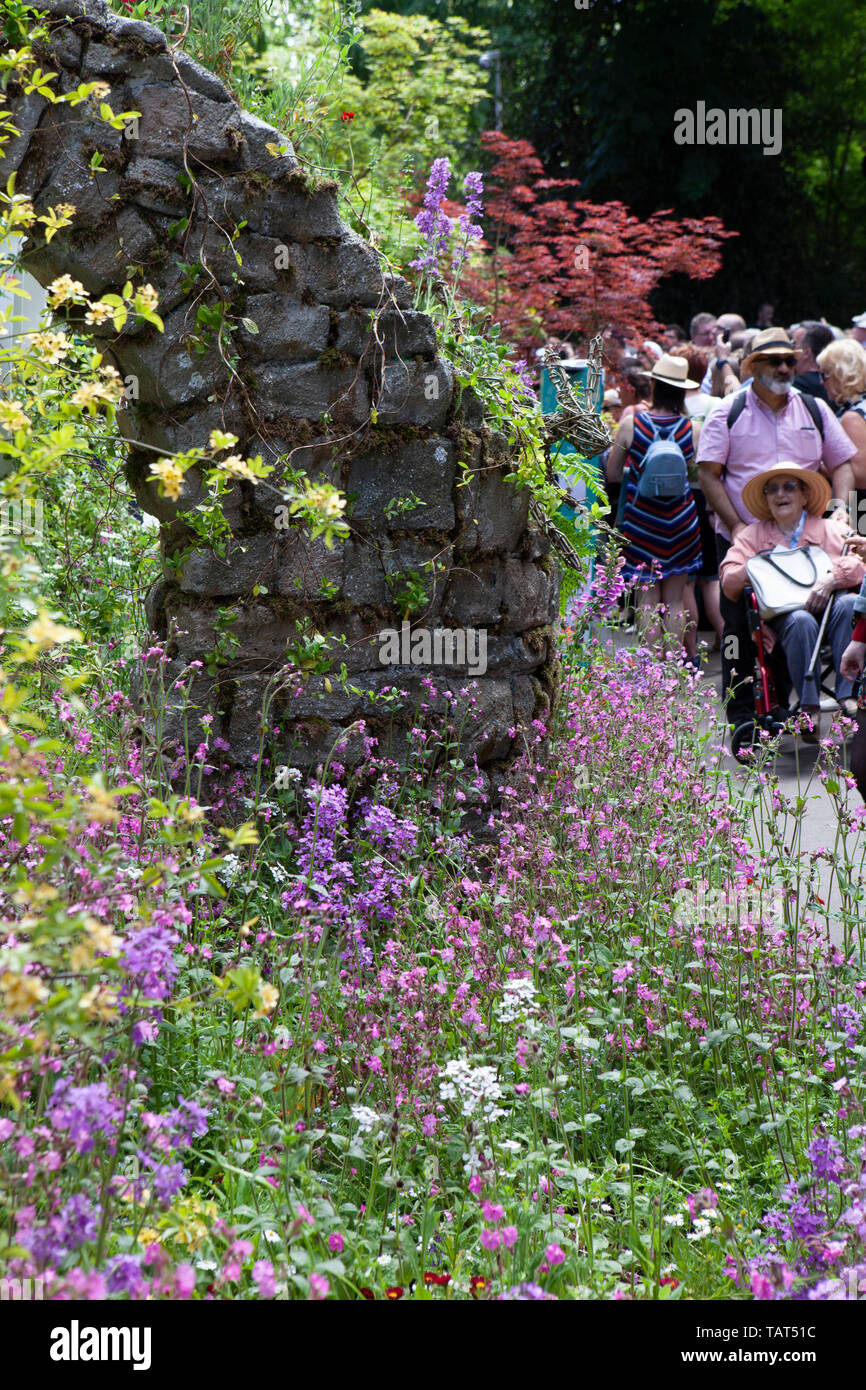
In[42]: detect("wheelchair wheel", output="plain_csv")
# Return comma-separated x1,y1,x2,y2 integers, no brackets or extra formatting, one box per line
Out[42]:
731,721,755,758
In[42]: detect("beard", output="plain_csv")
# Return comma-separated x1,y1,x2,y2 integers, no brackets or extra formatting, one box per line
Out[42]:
756,369,793,396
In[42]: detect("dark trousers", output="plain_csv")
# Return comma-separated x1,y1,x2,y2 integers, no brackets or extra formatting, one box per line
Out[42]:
716,532,756,728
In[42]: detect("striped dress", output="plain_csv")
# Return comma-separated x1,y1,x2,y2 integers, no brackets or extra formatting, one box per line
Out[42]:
619,411,701,581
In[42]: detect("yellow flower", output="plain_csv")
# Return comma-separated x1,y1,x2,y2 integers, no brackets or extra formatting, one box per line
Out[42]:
47,274,86,307
254,983,279,1018
303,483,346,519
84,299,116,325
1,970,49,1017
0,400,30,432
138,1228,160,1249
69,943,94,973
82,783,121,824
24,613,82,651
136,284,160,312
29,330,69,365
70,381,104,408
219,454,257,483
208,429,239,452
148,458,185,502
80,984,119,1022
84,917,123,955
179,802,205,824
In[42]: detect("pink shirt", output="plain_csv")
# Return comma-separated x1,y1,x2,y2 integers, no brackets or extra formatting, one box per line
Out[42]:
696,387,854,540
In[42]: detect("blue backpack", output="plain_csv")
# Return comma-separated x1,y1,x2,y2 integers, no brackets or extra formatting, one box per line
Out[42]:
635,417,688,502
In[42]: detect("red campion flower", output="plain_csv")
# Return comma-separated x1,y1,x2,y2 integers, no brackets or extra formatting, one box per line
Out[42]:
659,1276,680,1289
340,112,355,122
385,1286,404,1300
470,1275,488,1297
424,1272,451,1287
360,1287,376,1300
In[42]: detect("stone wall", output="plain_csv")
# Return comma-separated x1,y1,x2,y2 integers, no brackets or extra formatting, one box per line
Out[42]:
5,0,560,808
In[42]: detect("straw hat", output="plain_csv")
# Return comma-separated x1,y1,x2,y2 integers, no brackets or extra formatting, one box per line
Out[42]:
635,352,698,390
741,462,831,522
741,327,802,375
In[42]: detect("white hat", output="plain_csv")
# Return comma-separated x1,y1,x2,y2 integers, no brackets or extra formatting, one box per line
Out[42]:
851,312,866,329
636,352,699,390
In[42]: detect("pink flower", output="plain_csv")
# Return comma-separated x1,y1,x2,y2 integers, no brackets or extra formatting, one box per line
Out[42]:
297,1203,314,1226
174,1264,196,1297
328,1232,344,1254
468,1175,484,1196
480,1228,501,1251
501,1226,519,1249
481,1201,504,1223
309,1272,329,1300
544,1244,565,1266
252,1260,276,1298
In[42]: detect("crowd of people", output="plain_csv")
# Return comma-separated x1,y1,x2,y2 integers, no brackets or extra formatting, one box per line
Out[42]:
547,305,866,758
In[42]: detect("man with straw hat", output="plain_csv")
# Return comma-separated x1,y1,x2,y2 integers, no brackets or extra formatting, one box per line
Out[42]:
719,463,864,742
696,328,860,734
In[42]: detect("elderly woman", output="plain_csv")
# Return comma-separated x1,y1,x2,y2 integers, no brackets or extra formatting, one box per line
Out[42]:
816,337,866,482
719,463,865,740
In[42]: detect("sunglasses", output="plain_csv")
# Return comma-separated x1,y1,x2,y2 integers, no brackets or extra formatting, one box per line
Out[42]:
755,356,798,368
763,479,803,496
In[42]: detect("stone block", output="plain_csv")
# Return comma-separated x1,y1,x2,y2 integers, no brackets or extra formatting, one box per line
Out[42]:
35,164,121,228
214,176,345,242
118,399,245,458
238,295,329,361
24,205,156,295
257,362,369,428
129,460,205,525
118,300,228,406
500,558,552,634
81,40,129,76
176,534,278,597
382,539,451,619
298,233,385,308
122,156,189,215
237,111,297,175
336,307,436,360
340,539,389,606
132,85,244,164
375,358,453,430
457,678,514,762
345,437,455,531
442,561,504,626
2,93,48,175
45,25,83,67
464,466,530,554
274,531,344,600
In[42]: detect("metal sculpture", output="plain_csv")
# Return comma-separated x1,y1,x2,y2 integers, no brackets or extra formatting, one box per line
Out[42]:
541,333,611,460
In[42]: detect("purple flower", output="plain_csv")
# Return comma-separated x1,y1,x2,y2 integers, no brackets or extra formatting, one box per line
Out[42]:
498,1281,557,1300
253,1259,277,1298
47,1081,124,1154
106,1254,146,1296
453,170,484,268
120,923,180,1003
410,157,454,279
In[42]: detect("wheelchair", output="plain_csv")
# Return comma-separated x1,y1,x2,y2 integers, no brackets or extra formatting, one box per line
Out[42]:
730,585,854,758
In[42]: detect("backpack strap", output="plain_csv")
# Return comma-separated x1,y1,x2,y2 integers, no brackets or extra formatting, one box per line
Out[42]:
726,392,748,430
799,393,825,439
726,387,825,439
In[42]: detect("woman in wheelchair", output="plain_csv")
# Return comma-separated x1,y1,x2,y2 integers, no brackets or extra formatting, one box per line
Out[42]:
719,463,865,744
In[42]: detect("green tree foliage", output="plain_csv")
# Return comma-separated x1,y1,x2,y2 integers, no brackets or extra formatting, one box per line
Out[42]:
381,0,866,324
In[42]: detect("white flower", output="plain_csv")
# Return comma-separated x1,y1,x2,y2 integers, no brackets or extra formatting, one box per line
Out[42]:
499,1138,521,1154
439,1057,504,1120
376,1253,393,1267
216,853,243,884
267,861,290,884
351,1104,379,1135
686,1216,712,1242
663,1213,684,1227
263,1229,280,1243
496,976,538,1024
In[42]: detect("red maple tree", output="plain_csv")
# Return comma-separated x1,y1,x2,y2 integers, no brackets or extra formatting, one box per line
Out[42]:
457,132,738,358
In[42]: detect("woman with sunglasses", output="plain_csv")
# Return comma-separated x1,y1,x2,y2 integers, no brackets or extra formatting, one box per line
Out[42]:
719,463,865,741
